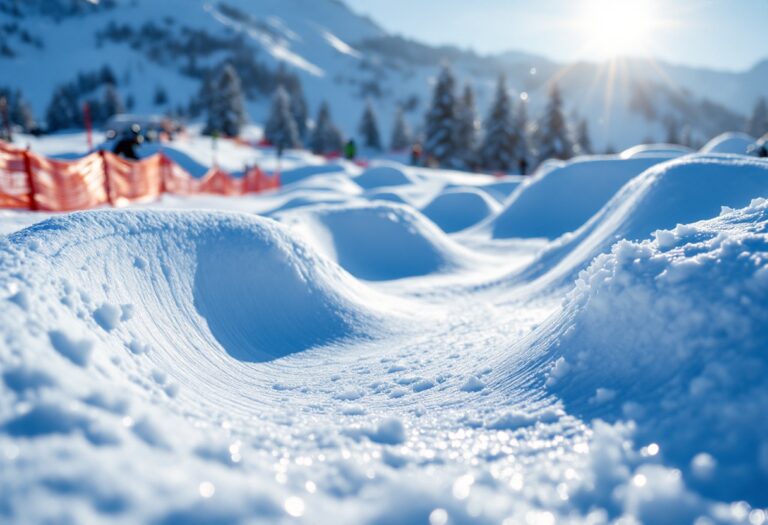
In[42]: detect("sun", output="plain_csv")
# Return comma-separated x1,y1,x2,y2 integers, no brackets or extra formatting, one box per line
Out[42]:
580,0,656,56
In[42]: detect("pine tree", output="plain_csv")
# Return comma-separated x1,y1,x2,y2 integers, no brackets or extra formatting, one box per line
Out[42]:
9,90,35,132
664,115,681,144
102,83,125,120
424,64,458,166
289,80,308,141
203,64,247,137
276,65,309,139
358,101,382,151
747,97,768,138
45,85,81,131
453,83,479,169
390,107,411,151
478,75,517,172
264,85,300,149
310,101,344,155
512,99,531,169
536,83,573,161
153,85,169,106
575,118,592,155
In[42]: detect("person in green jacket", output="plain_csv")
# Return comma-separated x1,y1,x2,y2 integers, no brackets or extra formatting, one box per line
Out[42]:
344,139,357,160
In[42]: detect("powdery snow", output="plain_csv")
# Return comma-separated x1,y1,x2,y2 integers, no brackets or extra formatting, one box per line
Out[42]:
1,140,767,524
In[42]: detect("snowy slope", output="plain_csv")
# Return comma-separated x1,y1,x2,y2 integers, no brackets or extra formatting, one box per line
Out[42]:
1,136,768,523
516,154,768,288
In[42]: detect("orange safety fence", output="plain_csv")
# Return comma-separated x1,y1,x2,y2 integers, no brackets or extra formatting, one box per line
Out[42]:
0,140,281,211
0,141,33,209
30,153,108,212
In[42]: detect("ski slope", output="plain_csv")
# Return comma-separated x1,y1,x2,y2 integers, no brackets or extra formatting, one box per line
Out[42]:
1,133,767,524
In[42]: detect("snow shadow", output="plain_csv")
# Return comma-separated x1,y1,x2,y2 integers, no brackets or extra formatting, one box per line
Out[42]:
191,225,366,362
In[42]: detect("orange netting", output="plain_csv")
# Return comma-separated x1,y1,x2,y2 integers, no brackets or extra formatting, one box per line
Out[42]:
0,140,280,211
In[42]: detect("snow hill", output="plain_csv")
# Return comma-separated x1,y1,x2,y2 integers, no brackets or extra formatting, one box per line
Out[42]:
1,131,768,523
1,0,767,149
541,198,768,505
516,154,768,288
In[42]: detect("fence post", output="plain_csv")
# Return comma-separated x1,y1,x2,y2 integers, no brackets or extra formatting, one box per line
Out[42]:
22,148,38,211
159,154,168,197
99,150,114,206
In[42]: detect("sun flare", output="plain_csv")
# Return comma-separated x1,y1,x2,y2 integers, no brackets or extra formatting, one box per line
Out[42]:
580,0,656,56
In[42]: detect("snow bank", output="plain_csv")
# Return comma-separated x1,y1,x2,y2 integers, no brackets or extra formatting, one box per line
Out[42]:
0,210,392,363
545,199,768,504
700,132,755,155
520,154,768,286
276,202,480,281
280,163,354,186
354,165,414,189
421,188,501,233
620,143,692,159
489,156,667,239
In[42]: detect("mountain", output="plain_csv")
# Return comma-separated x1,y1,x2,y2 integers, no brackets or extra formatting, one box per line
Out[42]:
0,0,765,149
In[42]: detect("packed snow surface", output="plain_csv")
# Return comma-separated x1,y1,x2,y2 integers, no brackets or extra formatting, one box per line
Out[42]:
700,132,756,155
488,156,670,239
1,139,768,524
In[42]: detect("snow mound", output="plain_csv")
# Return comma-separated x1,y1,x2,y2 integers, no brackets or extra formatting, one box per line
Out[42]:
365,190,410,205
545,199,768,504
489,156,667,239
281,163,352,186
354,165,414,189
276,202,479,281
475,179,523,201
421,188,501,233
620,143,693,159
700,132,755,155
0,210,391,363
520,155,768,286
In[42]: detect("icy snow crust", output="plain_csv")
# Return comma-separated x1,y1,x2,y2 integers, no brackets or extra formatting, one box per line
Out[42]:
1,147,768,524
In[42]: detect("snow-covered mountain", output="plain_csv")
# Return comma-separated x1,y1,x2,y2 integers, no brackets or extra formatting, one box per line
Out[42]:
1,0,766,149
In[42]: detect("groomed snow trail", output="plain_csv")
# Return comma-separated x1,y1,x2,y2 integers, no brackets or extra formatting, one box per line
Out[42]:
1,153,767,524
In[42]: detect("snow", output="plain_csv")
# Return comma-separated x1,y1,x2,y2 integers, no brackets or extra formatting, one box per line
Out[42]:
421,188,501,233
487,156,669,239
700,132,756,155
546,198,768,504
1,134,767,523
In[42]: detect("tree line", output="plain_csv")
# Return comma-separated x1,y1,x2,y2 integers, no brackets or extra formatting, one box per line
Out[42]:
3,61,768,173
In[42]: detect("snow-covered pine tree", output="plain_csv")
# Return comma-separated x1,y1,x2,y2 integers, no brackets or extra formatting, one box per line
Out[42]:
203,64,247,137
512,99,531,170
264,85,301,150
9,90,35,132
424,64,458,166
102,83,124,120
747,97,768,138
45,84,81,131
390,107,412,151
453,83,479,169
575,118,592,155
289,80,308,141
276,65,309,140
536,83,573,161
310,101,344,155
358,101,382,151
478,75,516,172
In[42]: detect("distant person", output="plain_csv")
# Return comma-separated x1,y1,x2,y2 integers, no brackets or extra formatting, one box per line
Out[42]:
344,139,357,160
759,144,768,158
410,143,422,166
112,124,143,160
518,158,529,176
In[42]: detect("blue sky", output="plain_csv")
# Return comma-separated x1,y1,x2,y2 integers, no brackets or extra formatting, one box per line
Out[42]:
347,0,767,71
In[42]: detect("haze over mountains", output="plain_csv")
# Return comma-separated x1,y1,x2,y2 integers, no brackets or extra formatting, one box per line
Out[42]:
1,0,766,149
